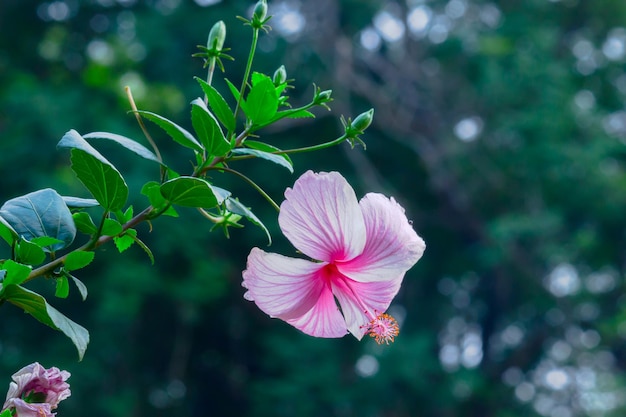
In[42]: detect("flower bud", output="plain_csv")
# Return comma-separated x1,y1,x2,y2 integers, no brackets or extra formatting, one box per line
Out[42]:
273,65,287,86
207,20,226,51
351,108,374,132
316,89,332,103
253,0,268,22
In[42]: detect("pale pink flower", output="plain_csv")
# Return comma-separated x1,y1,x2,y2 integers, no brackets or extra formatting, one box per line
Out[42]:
2,362,71,416
11,399,53,417
242,171,425,343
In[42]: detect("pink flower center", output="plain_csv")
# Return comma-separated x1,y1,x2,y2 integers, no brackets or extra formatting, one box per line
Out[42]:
363,313,399,345
323,264,400,344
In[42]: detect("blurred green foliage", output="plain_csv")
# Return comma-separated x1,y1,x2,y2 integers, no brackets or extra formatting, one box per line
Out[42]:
2,0,626,416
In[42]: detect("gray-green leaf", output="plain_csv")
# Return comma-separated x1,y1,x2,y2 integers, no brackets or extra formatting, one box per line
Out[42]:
58,130,129,211
231,148,293,173
136,110,204,153
3,285,89,360
0,188,76,251
160,176,226,208
83,131,163,165
226,198,272,245
62,196,100,208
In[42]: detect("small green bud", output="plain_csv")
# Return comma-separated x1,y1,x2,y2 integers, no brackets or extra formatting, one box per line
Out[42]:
253,0,268,22
316,89,332,103
351,108,374,132
207,20,226,51
273,65,287,86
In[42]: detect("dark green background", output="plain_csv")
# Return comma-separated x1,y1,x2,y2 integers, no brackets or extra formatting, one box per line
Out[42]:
2,0,626,416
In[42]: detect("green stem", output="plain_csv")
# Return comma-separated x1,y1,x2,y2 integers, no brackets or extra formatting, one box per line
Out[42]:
204,57,217,105
196,207,221,223
25,206,154,283
126,87,163,164
252,103,316,131
278,133,348,154
93,210,110,245
211,166,280,212
126,86,166,181
233,27,259,123
228,134,349,163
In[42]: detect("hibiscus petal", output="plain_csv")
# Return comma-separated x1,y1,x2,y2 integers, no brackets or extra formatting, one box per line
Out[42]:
337,193,425,283
279,171,366,262
286,285,349,338
332,275,403,339
242,248,326,320
11,398,53,417
3,363,42,410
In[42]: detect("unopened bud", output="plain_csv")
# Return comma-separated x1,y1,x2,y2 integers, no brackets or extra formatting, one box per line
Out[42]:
273,65,287,85
207,20,226,51
351,108,374,132
253,0,268,22
316,89,332,103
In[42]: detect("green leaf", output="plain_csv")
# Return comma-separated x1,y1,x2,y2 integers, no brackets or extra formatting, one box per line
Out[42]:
55,276,70,298
195,77,236,132
62,196,100,208
141,182,179,217
113,229,153,263
251,72,267,86
275,109,315,121
244,75,279,125
69,274,88,301
244,140,293,165
3,285,89,360
114,228,136,253
225,78,241,103
231,148,294,173
73,212,98,234
16,237,46,265
136,110,204,153
101,218,123,236
226,198,272,245
58,130,129,211
118,206,134,223
1,260,32,286
191,98,231,157
141,181,166,208
69,148,129,211
64,251,95,271
83,131,163,165
211,186,232,203
167,167,180,179
1,408,13,417
0,188,76,252
160,176,226,208
30,236,65,249
0,215,18,246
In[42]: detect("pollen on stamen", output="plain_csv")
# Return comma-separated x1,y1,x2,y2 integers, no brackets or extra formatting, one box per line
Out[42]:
364,312,399,345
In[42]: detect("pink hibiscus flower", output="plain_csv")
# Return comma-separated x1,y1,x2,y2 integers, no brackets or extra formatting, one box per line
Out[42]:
242,171,425,343
2,362,71,416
